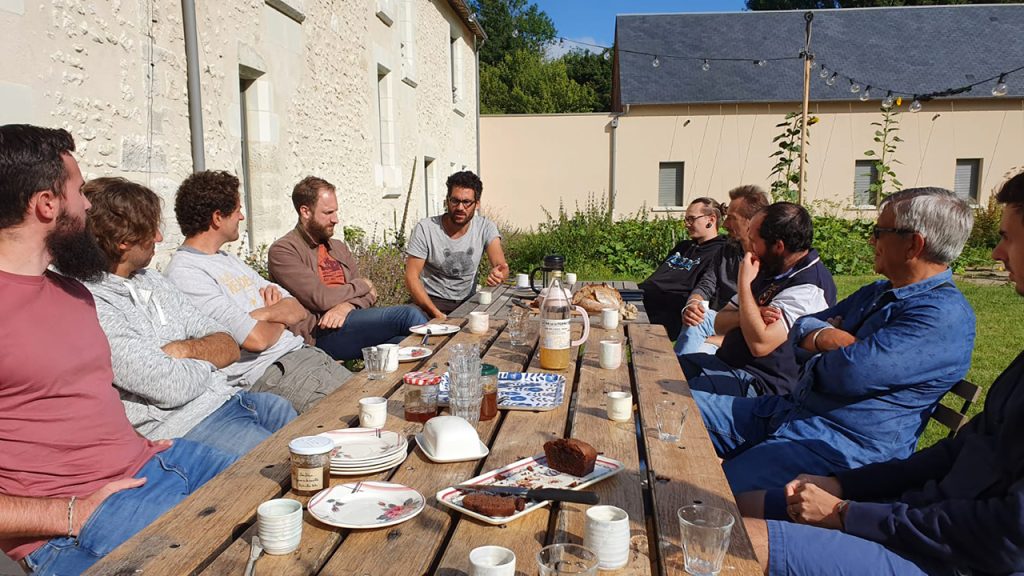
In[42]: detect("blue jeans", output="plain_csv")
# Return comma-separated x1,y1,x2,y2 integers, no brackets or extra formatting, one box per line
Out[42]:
23,440,236,576
182,391,296,456
680,352,760,397
767,520,954,576
674,309,718,355
694,391,837,493
315,305,428,361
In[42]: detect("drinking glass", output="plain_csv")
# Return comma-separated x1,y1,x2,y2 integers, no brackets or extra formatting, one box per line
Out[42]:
656,400,687,442
677,505,734,576
361,346,386,380
536,543,598,575
507,306,536,347
447,344,482,424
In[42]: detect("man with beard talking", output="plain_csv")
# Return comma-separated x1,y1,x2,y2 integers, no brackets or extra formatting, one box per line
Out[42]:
679,202,836,397
268,176,427,361
0,125,236,575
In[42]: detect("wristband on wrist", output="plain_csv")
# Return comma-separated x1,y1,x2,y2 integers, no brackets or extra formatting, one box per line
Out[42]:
811,327,835,352
833,499,850,530
67,496,77,538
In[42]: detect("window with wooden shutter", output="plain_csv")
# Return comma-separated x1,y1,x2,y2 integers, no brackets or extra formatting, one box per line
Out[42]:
658,162,684,207
853,160,879,207
954,159,980,204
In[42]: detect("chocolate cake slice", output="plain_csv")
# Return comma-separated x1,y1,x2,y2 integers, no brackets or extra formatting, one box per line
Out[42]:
543,438,597,477
462,493,525,517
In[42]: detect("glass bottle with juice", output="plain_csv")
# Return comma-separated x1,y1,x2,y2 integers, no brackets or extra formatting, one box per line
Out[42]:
539,274,590,370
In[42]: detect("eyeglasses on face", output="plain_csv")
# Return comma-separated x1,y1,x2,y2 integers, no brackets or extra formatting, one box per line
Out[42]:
447,197,477,207
872,225,916,240
683,214,709,225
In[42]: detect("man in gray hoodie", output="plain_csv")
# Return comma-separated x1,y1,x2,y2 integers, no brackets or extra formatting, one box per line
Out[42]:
81,177,295,456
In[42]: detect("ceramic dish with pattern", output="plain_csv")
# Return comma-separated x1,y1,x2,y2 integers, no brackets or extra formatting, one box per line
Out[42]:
409,323,461,336
437,454,624,525
317,429,407,463
329,452,407,476
397,346,433,362
437,372,566,411
309,482,425,529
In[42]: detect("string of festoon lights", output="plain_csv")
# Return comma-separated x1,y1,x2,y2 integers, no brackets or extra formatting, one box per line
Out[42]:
548,34,1023,112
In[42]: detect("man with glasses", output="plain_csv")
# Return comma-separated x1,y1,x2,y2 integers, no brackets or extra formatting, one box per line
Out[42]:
640,197,729,341
405,171,508,318
268,176,428,360
694,187,975,495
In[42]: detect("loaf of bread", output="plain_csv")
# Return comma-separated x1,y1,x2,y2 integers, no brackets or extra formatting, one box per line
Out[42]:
543,438,597,477
462,493,526,517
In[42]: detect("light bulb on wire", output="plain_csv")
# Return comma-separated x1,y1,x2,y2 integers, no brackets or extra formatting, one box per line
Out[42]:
849,81,861,94
825,72,837,86
882,91,895,108
603,50,611,61
652,55,660,68
859,86,871,102
819,66,829,79
992,74,1008,96
701,59,710,72
909,98,923,113
755,59,767,67
512,29,519,38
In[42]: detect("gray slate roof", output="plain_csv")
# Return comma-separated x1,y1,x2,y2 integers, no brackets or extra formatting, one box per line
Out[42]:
615,5,1024,106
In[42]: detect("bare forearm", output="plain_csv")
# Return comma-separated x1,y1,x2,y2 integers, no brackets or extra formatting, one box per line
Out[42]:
738,288,786,357
250,297,307,326
242,321,287,352
714,308,740,334
405,262,442,318
0,494,67,538
162,332,239,368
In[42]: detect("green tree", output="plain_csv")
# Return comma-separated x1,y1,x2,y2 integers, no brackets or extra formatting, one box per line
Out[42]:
864,102,903,202
481,50,599,114
561,48,614,112
472,0,556,68
747,0,1018,9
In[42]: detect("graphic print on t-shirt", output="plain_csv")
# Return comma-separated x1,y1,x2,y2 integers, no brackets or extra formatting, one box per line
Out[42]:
318,244,347,286
441,246,475,279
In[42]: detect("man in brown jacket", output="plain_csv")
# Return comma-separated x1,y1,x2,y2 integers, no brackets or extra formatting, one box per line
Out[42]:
268,176,428,360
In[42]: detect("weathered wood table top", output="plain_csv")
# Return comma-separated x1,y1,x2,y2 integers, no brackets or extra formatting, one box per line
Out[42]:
85,283,758,576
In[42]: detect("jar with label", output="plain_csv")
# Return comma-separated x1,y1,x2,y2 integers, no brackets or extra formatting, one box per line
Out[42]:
479,363,499,421
403,370,441,423
288,436,334,496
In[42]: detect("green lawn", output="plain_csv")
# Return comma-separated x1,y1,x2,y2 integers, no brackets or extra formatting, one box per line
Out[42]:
834,275,1024,448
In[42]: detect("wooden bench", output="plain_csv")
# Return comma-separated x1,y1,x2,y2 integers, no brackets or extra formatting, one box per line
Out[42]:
930,379,982,438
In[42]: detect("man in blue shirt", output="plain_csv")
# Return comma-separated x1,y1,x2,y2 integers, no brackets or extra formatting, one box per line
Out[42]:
739,174,1024,576
696,187,976,494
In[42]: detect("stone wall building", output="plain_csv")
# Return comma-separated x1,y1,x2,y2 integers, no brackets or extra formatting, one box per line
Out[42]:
0,0,483,257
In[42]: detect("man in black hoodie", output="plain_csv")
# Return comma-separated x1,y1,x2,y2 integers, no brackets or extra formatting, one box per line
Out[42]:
640,197,728,339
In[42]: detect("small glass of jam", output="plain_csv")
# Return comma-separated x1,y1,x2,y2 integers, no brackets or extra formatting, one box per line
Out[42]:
479,363,499,421
288,435,334,496
403,371,441,423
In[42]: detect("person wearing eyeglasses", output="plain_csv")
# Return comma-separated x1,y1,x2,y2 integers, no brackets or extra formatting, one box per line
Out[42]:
693,187,976,496
405,171,508,319
640,197,730,341
267,176,428,361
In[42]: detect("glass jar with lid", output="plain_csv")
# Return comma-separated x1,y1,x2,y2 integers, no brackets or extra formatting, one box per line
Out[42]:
403,370,441,423
288,436,334,496
479,363,499,421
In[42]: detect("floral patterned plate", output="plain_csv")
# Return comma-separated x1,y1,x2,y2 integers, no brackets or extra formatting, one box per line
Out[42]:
398,346,433,362
437,372,566,411
410,323,461,336
317,428,407,464
309,481,425,529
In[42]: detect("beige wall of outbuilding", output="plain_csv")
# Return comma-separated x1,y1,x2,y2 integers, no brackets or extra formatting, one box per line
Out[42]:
481,99,1024,229
0,0,478,262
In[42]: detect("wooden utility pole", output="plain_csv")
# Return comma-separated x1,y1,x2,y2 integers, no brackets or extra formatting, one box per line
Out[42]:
798,11,814,205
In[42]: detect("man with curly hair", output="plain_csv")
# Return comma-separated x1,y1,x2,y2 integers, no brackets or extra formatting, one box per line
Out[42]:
405,170,508,318
268,176,428,361
164,170,351,411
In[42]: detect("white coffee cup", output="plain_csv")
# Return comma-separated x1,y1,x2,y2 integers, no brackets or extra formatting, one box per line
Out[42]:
602,307,620,330
468,311,490,334
600,339,622,370
359,396,388,428
478,290,493,305
516,273,530,288
584,505,630,570
565,272,577,286
606,390,632,421
469,545,516,576
377,343,399,373
257,498,303,555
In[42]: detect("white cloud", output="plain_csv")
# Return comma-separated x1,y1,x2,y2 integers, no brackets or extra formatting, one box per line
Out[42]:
544,36,605,60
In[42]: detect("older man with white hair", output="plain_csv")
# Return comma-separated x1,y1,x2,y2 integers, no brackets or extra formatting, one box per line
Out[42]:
695,187,977,495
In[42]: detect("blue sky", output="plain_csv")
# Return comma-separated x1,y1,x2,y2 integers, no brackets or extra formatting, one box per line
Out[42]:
535,0,748,56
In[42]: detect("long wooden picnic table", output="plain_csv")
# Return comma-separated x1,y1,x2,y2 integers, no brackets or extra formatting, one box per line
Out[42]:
85,283,758,576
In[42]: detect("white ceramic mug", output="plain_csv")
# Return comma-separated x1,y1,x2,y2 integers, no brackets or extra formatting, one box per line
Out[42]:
600,339,623,370
257,498,303,555
478,290,493,305
377,343,399,373
469,545,516,576
565,272,577,286
359,396,388,428
516,273,530,288
606,390,632,421
602,307,620,330
468,311,490,334
584,505,630,571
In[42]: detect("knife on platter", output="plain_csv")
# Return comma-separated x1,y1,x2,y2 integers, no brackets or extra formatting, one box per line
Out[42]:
454,484,600,505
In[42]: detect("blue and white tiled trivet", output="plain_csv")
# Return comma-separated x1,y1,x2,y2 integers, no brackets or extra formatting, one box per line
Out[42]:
438,371,565,411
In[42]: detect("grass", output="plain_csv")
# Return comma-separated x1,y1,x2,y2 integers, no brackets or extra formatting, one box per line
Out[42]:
825,275,1023,449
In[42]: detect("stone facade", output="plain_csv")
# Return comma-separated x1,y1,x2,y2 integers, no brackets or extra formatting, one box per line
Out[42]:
0,0,480,262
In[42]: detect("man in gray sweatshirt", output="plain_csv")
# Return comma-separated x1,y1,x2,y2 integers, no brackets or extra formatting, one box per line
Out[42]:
81,177,296,456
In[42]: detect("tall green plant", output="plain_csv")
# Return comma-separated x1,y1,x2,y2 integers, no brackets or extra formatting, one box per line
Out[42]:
769,112,817,203
864,102,903,202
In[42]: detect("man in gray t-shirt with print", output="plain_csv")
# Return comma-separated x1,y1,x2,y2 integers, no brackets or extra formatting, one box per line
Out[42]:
405,171,508,318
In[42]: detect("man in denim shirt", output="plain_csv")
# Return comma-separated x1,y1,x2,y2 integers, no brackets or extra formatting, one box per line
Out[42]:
695,187,975,494
737,173,1024,576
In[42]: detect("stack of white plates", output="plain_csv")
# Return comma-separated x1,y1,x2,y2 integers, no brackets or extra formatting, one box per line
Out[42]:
318,428,409,476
